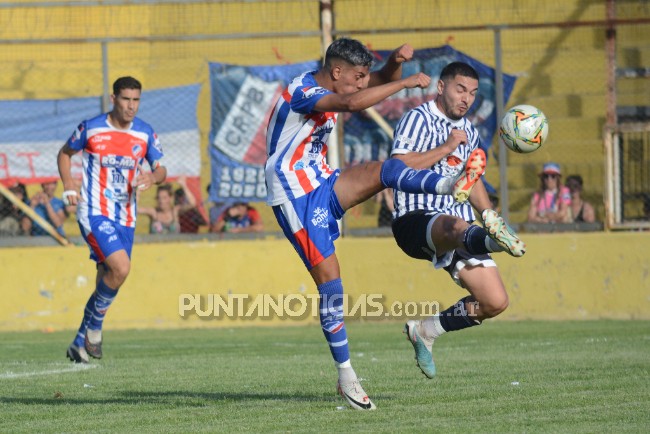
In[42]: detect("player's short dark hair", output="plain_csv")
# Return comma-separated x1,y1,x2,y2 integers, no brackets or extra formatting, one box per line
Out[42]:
324,38,374,69
439,62,479,82
113,76,142,96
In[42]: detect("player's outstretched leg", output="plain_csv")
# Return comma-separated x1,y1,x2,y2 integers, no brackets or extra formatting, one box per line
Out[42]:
404,320,436,379
453,148,487,202
481,209,526,257
380,159,454,196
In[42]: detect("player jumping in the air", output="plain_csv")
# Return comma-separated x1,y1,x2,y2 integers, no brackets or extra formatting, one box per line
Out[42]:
58,76,167,364
265,38,486,410
388,62,525,379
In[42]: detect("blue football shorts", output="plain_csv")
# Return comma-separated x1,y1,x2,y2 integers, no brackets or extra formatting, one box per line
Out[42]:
78,215,135,263
273,170,345,270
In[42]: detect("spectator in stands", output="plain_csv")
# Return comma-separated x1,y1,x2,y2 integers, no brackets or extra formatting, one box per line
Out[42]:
0,180,31,236
210,201,263,233
206,183,228,229
174,178,206,233
527,162,571,224
565,174,596,223
138,183,180,234
30,179,66,236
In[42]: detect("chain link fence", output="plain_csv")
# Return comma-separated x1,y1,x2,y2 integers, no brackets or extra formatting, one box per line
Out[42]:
1,0,649,245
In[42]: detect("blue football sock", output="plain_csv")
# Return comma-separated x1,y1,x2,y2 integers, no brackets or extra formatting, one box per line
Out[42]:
73,291,97,347
87,279,118,331
318,278,350,364
380,158,447,194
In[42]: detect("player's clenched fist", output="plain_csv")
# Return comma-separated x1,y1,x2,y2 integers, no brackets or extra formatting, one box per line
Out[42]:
403,72,431,90
391,44,414,64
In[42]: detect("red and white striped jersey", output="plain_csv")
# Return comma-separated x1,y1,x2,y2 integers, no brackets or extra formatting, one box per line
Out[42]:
265,71,337,206
66,113,164,228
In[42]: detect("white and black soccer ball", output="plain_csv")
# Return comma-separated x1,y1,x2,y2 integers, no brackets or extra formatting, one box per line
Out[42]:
498,104,549,153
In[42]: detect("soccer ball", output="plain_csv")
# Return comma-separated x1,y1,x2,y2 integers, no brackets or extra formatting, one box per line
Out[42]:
498,104,549,153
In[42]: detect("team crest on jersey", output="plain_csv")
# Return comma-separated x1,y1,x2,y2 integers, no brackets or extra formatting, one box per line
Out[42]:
98,221,116,235
311,207,329,229
131,144,143,158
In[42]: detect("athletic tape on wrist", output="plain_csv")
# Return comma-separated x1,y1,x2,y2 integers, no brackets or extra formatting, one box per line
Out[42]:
62,190,78,206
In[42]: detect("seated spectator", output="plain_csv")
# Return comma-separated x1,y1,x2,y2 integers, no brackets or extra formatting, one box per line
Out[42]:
565,175,596,223
30,179,66,237
173,177,205,233
210,201,263,233
0,180,31,236
527,162,571,224
138,183,180,234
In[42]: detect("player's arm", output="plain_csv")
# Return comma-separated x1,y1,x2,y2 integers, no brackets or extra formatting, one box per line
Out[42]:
368,44,414,87
314,72,430,113
57,143,80,206
391,114,465,169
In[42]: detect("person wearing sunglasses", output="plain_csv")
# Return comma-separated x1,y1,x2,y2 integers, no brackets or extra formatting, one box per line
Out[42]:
527,162,571,223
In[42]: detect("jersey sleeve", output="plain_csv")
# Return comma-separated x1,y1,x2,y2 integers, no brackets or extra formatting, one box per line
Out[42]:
290,85,331,115
145,131,164,170
391,111,431,155
65,121,88,151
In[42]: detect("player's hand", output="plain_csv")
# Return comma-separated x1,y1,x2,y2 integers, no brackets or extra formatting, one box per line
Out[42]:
402,72,431,89
392,44,414,64
442,128,468,153
134,164,156,191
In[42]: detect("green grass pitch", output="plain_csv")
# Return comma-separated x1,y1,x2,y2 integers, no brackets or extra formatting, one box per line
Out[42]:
1,320,648,433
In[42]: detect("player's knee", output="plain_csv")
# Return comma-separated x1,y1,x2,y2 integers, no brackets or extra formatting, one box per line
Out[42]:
481,294,509,318
107,261,130,286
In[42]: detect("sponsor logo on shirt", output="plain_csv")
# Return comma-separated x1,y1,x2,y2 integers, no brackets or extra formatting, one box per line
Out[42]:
302,86,327,99
396,134,415,147
101,155,137,170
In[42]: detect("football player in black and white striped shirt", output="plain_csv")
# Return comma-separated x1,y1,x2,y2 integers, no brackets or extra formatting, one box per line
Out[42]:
390,61,525,379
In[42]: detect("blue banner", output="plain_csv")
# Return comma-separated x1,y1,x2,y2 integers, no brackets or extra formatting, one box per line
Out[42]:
208,45,516,202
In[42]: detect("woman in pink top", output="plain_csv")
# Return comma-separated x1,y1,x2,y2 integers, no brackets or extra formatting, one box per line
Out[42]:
527,162,571,223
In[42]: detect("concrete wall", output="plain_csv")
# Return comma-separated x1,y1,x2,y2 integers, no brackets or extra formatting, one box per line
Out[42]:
1,231,648,332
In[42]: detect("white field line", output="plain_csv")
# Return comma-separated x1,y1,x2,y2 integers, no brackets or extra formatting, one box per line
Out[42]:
0,363,97,379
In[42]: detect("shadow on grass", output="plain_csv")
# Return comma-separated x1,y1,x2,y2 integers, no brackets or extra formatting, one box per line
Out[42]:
0,390,344,406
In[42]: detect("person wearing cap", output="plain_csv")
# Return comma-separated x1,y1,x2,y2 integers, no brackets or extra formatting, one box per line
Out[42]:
527,162,571,223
